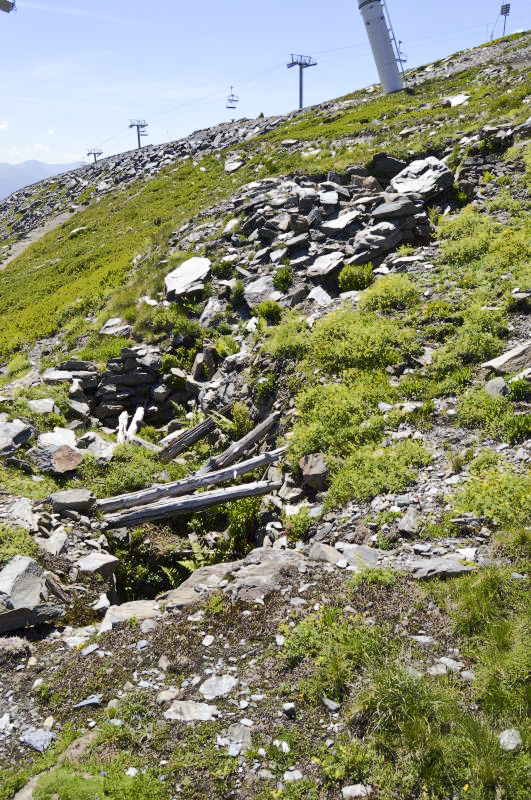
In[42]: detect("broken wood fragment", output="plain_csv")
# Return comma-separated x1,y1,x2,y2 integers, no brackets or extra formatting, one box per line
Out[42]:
195,411,280,476
159,403,232,461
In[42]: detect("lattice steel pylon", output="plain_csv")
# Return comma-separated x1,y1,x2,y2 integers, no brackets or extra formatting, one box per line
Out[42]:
287,55,317,110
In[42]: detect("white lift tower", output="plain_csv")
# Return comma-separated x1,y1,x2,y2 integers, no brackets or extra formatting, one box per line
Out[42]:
357,0,403,94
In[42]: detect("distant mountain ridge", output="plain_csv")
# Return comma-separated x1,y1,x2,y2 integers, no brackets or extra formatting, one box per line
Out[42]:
0,159,83,201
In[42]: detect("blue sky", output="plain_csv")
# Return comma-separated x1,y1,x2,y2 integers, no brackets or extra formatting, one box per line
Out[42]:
0,0,529,165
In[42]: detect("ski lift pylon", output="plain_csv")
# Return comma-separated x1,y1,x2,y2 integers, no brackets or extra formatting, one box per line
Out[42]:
226,86,239,110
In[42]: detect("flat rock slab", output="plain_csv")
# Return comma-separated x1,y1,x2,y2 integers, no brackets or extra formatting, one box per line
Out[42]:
390,156,453,199
164,700,220,722
36,532,68,557
309,542,343,566
19,727,56,752
100,600,160,633
351,221,402,259
406,557,476,580
199,674,238,700
99,317,132,337
482,341,531,374
27,399,57,414
165,257,211,300
0,604,64,635
48,489,96,514
371,196,419,219
342,544,384,569
321,210,360,232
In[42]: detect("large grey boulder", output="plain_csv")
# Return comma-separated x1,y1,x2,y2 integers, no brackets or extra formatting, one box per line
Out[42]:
390,157,453,199
76,553,119,579
20,727,56,752
368,153,407,180
0,556,45,610
351,221,402,262
165,257,211,299
27,399,57,415
0,557,62,634
28,428,84,474
77,433,116,464
307,251,344,279
371,195,420,219
243,275,276,306
0,495,36,530
299,453,329,492
0,419,33,457
482,341,531,374
161,547,308,609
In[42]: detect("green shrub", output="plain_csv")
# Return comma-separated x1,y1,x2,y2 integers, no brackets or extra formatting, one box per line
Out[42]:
457,389,509,437
451,466,530,528
283,507,313,541
349,567,398,590
307,310,419,375
230,402,253,438
273,266,293,292
262,311,308,360
0,525,37,567
338,263,373,292
254,372,276,400
358,275,419,312
509,378,531,402
255,300,283,325
431,306,507,374
77,335,131,365
325,440,431,509
289,372,394,462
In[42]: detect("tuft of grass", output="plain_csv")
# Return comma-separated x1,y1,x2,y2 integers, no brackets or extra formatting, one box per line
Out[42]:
283,608,385,701
358,275,419,312
273,265,293,292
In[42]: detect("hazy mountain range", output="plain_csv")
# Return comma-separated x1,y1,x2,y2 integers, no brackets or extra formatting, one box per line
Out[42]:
0,159,83,201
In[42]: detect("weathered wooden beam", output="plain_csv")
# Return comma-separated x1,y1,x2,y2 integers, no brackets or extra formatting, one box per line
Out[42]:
116,411,128,444
126,407,144,441
96,447,286,514
103,480,281,528
159,402,232,461
195,411,280,476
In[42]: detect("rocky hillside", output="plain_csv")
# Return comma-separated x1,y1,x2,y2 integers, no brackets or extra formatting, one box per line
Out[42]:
0,32,529,800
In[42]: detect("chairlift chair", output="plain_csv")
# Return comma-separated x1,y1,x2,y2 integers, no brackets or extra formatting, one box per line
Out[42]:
226,87,239,110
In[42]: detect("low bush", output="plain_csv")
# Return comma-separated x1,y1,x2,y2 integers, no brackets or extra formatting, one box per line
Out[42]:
451,465,530,528
325,440,431,508
359,274,419,312
255,300,283,325
262,311,308,360
307,309,419,375
338,263,373,292
289,372,394,462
